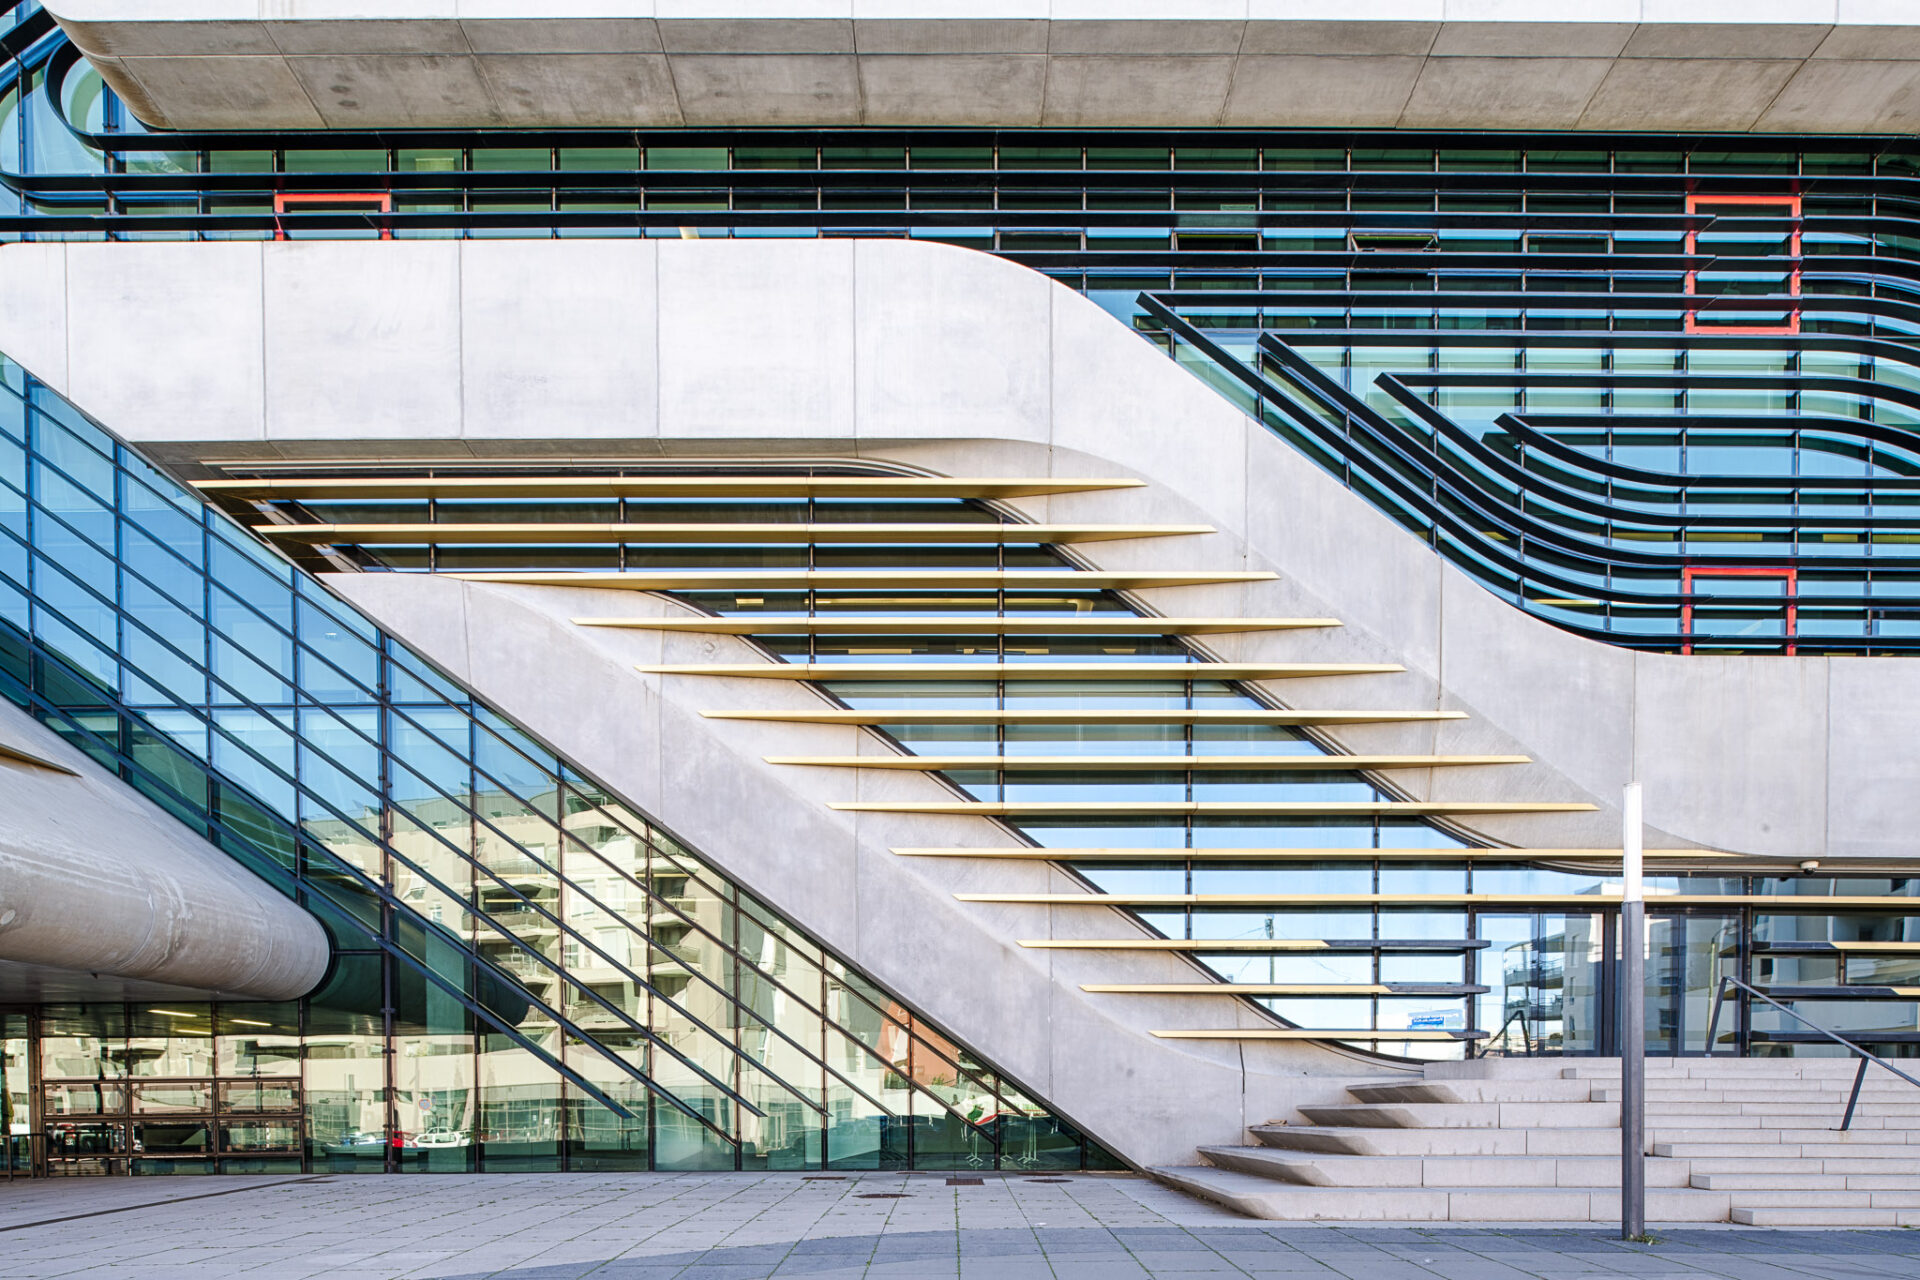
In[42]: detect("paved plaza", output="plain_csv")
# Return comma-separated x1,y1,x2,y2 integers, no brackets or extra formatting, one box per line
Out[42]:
3,1172,1920,1279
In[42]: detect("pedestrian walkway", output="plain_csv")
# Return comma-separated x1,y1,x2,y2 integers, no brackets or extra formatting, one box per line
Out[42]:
2,1171,1917,1278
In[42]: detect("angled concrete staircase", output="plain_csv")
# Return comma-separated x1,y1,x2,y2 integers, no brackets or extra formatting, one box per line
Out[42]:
1154,1058,1920,1224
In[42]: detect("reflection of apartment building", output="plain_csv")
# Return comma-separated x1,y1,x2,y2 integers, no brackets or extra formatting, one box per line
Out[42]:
1,0,1919,1220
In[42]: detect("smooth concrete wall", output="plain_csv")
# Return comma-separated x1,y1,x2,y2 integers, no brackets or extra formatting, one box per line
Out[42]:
44,1,1920,132
0,236,1910,864
0,699,331,1002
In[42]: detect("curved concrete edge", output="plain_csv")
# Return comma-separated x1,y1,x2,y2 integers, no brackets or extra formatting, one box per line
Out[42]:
0,236,1912,860
41,3,1920,133
330,571,1409,1169
0,699,331,1002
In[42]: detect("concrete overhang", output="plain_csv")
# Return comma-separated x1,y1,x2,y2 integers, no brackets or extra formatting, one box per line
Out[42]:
41,1,1920,133
1,236,1917,864
0,698,331,1004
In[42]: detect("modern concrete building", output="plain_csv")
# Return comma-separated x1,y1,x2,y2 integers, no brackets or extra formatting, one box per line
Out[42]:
0,0,1918,1224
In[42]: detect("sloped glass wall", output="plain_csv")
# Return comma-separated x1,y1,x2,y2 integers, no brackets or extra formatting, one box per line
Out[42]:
0,363,1116,1174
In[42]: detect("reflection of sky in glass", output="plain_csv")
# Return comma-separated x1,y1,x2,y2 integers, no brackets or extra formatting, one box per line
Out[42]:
0,369,1105,1170
0,93,1901,1049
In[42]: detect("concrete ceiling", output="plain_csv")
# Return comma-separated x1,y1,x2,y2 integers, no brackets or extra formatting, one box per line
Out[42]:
43,2,1920,133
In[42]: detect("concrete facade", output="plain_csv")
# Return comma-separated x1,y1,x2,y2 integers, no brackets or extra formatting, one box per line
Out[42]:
44,1,1920,132
0,236,1905,864
0,697,331,1003
3,235,1915,1159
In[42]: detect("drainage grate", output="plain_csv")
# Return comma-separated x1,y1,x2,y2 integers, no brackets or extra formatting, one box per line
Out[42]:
856,1192,910,1199
1026,1177,1072,1183
946,1177,984,1186
802,1175,846,1181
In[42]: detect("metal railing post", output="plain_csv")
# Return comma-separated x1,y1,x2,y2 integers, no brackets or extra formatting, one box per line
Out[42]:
1704,975,1728,1056
1841,1056,1870,1132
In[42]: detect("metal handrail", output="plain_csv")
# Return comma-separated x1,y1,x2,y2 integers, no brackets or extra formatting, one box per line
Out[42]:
1704,973,1920,1131
1490,1008,1537,1058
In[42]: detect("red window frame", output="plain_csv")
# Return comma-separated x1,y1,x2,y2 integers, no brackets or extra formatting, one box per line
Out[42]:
1683,195,1801,336
273,192,394,241
1681,565,1797,655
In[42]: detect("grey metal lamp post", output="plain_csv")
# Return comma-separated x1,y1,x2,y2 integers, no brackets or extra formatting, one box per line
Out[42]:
1620,781,1646,1240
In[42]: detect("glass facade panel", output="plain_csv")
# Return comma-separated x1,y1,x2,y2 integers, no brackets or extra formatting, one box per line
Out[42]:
0,44,1912,654
2,1012,27,1173
0,28,1910,1164
0,367,1111,1174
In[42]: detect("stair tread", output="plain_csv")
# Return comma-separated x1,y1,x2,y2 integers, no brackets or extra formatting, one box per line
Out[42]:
1215,1147,1643,1163
1348,1081,1596,1104
1153,1167,1732,1222
1300,1102,1617,1129
1167,1176,1722,1194
1733,1208,1903,1226
1204,1146,1695,1189
1252,1124,1619,1155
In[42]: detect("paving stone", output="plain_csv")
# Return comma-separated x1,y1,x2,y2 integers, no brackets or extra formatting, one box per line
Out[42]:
1,1172,1919,1278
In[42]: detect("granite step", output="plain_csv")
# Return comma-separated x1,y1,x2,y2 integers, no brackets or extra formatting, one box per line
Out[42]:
1597,1097,1920,1115
1640,1129,1791,1145
1724,1189,1920,1209
1299,1102,1618,1130
1151,1167,1729,1223
1820,1156,1920,1171
1164,1059,1920,1225
1772,1130,1920,1146
1731,1207,1913,1227
1654,1138,1920,1158
1202,1146,1693,1189
1589,1089,1915,1103
1251,1124,1618,1157
1681,1156,1825,1175
1690,1172,1849,1190
1565,1062,1891,1078
1346,1080,1597,1105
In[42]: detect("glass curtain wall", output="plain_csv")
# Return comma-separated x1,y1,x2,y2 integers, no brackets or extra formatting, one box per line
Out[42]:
0,5,1911,1079
0,365,1114,1175
210,473,1920,1059
0,26,1916,651
1,1008,27,1174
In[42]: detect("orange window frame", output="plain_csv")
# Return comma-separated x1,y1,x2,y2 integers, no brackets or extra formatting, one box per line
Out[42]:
1680,565,1798,655
1683,194,1801,336
273,192,394,241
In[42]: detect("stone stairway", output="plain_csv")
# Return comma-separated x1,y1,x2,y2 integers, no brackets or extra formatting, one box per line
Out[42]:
1153,1058,1920,1224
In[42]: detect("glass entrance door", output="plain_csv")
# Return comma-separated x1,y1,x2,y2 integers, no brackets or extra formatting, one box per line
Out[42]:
1475,913,1607,1055
2,1009,29,1176
1645,913,1741,1055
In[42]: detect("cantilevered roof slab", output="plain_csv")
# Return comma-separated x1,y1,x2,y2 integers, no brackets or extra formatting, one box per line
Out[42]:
43,1,1920,133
